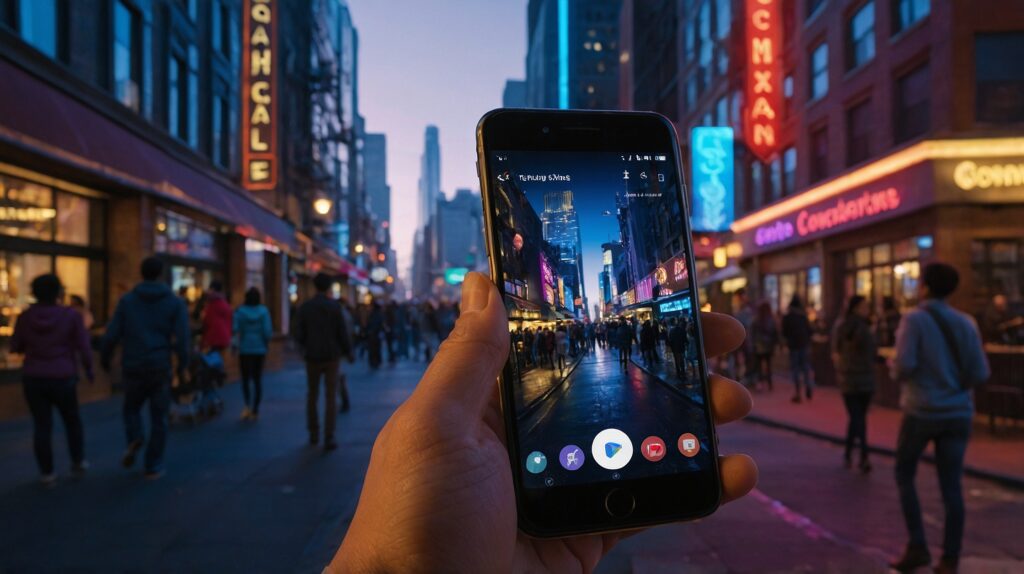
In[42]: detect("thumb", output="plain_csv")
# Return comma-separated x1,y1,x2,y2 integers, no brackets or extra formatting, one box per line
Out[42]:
411,272,509,416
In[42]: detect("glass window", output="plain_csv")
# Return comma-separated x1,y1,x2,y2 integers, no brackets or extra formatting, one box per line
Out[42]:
769,157,782,202
212,0,231,57
846,99,872,166
245,239,266,290
810,42,829,100
113,1,141,111
810,126,828,182
0,174,54,241
807,266,822,312
895,62,930,143
975,33,1024,124
749,161,764,210
782,147,796,196
168,54,183,139
716,96,728,125
780,273,797,313
855,247,872,267
763,274,779,314
155,208,217,260
17,0,58,58
892,0,929,35
846,2,875,70
188,45,199,149
55,192,90,245
212,93,231,168
872,243,891,264
807,0,825,19
715,0,730,39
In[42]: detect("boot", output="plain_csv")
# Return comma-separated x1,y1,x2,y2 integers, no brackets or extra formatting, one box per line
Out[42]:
890,544,931,572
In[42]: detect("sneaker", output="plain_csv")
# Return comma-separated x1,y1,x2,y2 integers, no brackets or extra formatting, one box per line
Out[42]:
891,544,931,572
240,406,252,421
71,461,90,479
143,469,165,481
40,473,57,488
323,439,338,452
122,440,143,469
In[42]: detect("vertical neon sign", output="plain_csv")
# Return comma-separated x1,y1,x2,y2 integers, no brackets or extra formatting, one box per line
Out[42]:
690,127,735,232
242,0,277,190
558,0,569,109
744,0,782,163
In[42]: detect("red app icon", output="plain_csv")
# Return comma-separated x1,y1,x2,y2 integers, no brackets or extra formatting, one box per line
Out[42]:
678,433,700,458
640,436,667,462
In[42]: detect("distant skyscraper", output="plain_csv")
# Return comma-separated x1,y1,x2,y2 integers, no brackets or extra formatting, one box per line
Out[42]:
503,79,527,107
526,0,622,110
541,190,587,314
438,189,486,272
365,133,389,224
418,125,441,229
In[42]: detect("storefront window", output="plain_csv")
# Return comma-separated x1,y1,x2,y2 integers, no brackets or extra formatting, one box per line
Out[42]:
0,175,55,240
245,238,267,290
155,208,217,260
807,266,822,314
171,265,213,304
972,240,1023,312
763,274,779,313
842,237,930,316
55,192,93,245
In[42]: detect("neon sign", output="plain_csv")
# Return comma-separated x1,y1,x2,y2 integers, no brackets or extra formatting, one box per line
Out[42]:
953,160,1024,190
540,253,556,306
690,127,735,232
754,187,902,247
242,0,277,190
744,0,782,163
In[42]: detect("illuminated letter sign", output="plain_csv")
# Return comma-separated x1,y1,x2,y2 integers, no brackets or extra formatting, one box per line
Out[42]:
242,0,277,190
690,127,735,232
744,0,782,162
953,160,1024,191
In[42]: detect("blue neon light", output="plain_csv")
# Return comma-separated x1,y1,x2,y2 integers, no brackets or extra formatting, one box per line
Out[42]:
690,127,735,232
917,235,934,250
659,298,692,314
558,0,569,109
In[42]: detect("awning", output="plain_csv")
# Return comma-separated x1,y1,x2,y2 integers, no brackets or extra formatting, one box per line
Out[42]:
699,264,744,287
0,58,296,250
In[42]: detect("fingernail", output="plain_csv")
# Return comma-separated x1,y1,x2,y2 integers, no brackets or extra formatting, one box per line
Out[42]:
461,272,490,313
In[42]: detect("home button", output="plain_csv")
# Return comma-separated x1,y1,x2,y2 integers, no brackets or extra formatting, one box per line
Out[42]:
604,488,636,518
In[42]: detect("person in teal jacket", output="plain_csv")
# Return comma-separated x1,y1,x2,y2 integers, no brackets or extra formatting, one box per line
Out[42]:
233,287,272,421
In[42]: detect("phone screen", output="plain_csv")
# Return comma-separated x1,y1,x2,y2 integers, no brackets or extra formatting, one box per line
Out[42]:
490,149,713,491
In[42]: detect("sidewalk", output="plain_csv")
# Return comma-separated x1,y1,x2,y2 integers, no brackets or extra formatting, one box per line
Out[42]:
745,379,1024,489
515,352,584,414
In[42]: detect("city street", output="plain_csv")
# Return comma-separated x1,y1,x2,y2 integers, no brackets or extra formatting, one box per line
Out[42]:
2,358,1022,572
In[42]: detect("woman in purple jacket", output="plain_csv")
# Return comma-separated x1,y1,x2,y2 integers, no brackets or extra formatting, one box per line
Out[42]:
11,274,94,486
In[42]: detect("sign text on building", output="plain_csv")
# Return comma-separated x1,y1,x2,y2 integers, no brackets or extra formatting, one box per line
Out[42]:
754,187,902,247
744,0,782,163
242,0,277,190
690,127,735,232
953,160,1024,191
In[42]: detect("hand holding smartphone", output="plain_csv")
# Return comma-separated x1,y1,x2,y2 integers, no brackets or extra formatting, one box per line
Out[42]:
477,109,728,536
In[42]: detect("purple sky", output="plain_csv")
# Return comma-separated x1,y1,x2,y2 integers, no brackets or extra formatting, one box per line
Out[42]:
349,0,527,284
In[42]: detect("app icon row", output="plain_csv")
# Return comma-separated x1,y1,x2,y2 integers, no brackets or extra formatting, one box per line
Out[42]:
525,429,700,474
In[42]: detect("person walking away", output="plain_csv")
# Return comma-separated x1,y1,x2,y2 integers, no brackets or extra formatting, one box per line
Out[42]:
68,294,94,331
366,302,385,369
750,301,779,391
640,320,658,364
668,318,689,380
553,325,569,374
889,263,990,574
732,288,757,387
11,274,94,486
100,257,190,479
293,273,352,451
782,295,814,402
831,295,877,473
384,302,398,364
617,322,635,368
233,287,272,421
419,301,440,361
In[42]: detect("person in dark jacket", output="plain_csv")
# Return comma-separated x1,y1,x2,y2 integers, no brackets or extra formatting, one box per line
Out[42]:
640,320,658,365
292,273,351,451
751,301,779,391
101,257,190,479
365,302,385,369
668,318,689,380
617,322,635,368
233,287,272,421
831,295,877,473
11,274,94,486
782,295,814,402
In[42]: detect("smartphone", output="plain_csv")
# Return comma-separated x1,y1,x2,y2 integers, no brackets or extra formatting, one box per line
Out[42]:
476,109,721,537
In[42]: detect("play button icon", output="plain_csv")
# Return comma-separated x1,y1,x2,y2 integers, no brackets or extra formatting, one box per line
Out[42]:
592,429,633,470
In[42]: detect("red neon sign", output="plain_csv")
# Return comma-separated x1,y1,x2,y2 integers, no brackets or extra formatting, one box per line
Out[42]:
242,0,278,190
744,0,782,163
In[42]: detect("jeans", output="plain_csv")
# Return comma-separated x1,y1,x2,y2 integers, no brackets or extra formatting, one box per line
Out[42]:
754,353,773,387
123,370,172,473
895,415,971,560
239,354,266,414
305,360,339,441
23,377,84,474
789,347,813,395
672,351,686,379
841,391,873,461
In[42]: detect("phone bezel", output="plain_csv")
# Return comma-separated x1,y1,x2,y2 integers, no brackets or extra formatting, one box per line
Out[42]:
476,109,722,538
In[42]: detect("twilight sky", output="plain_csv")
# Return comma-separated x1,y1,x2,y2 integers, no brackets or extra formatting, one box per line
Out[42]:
349,0,527,285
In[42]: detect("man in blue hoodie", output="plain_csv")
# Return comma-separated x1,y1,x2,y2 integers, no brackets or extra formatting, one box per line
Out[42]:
101,257,190,479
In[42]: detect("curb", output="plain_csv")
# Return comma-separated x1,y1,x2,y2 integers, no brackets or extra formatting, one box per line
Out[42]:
630,356,704,405
744,413,1024,491
516,354,585,420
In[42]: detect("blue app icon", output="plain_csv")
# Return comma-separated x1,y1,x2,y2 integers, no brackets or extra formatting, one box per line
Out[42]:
526,451,547,474
604,442,622,458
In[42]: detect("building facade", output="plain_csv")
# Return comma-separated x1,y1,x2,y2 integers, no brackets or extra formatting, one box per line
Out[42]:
503,79,527,108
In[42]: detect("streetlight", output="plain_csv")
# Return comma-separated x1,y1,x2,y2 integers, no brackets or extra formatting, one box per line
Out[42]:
313,198,332,216
377,252,386,262
354,243,364,254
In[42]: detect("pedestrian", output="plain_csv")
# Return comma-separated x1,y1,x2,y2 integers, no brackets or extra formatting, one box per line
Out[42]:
640,320,658,364
668,318,689,380
750,301,779,391
617,321,634,367
889,263,990,574
233,287,272,421
201,281,232,352
419,301,440,361
879,296,902,347
831,295,877,473
338,298,356,413
366,301,385,369
68,294,94,330
544,328,556,369
782,295,814,402
553,325,569,374
292,273,352,451
732,288,756,387
11,274,94,486
100,257,190,480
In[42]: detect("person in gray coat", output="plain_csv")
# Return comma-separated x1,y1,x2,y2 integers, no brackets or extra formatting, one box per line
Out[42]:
831,295,877,473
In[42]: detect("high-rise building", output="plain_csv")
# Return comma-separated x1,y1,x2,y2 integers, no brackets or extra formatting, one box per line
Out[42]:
503,79,527,107
541,190,587,316
438,189,487,272
418,125,441,229
364,133,390,227
525,0,623,110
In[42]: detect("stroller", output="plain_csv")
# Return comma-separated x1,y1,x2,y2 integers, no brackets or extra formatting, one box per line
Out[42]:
169,348,226,424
